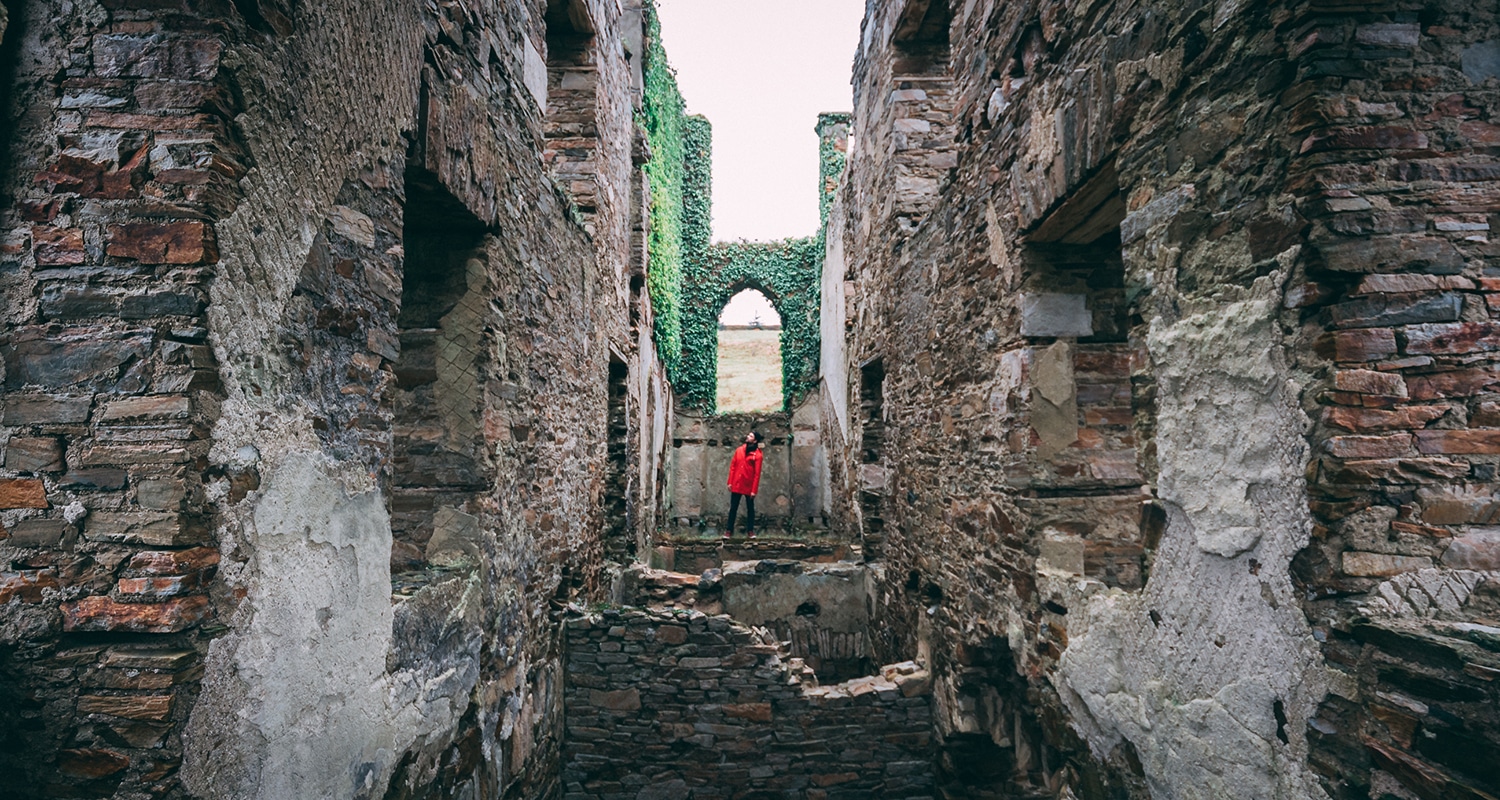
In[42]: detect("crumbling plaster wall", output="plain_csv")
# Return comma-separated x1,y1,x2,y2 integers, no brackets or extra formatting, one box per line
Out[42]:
0,0,659,797
821,0,1495,796
184,1,642,797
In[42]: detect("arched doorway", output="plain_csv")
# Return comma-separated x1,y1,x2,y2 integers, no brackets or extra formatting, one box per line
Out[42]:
715,288,782,412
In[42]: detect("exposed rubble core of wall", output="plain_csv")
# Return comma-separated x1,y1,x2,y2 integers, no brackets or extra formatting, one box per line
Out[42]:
824,0,1500,798
0,1,668,798
561,607,935,798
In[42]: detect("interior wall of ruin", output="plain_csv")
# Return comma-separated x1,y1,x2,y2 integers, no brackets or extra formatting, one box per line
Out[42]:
0,1,664,798
827,0,1500,798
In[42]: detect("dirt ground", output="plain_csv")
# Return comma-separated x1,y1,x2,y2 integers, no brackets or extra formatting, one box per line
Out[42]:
716,328,783,412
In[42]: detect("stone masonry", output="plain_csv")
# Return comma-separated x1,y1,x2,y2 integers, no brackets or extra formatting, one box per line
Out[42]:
0,1,667,798
561,607,935,799
823,0,1500,798
3,0,1500,799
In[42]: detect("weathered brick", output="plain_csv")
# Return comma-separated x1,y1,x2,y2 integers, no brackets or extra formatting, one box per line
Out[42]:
1352,274,1474,295
6,519,73,547
1328,293,1461,329
1302,126,1429,153
1323,405,1447,432
1334,369,1406,396
125,546,219,576
84,511,209,546
99,395,191,422
1322,457,1470,484
80,443,193,466
1414,429,1500,455
1440,530,1500,570
32,226,85,266
57,468,128,490
1341,552,1433,576
1403,322,1500,355
76,693,175,721
0,570,61,603
1319,329,1397,362
55,748,130,779
1406,370,1500,400
1,329,153,390
0,478,49,509
106,221,217,265
92,34,222,81
2,394,94,425
5,436,65,472
102,648,197,670
1310,236,1463,274
1325,434,1412,458
62,595,210,633
116,574,205,599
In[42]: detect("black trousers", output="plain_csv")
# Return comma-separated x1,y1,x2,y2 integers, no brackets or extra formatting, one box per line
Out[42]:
727,492,756,533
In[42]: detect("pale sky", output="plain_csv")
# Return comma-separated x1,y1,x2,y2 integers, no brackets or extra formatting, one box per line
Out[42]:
655,0,864,243
720,289,783,326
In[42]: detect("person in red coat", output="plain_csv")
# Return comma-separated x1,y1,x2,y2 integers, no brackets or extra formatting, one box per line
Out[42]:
725,431,764,538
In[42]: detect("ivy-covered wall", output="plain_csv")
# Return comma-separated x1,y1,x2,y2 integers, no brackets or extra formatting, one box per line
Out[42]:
674,114,852,413
641,5,850,413
679,238,824,412
641,0,685,375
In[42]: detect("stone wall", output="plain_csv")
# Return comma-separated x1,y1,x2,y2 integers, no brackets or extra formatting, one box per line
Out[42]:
0,1,664,798
561,607,935,799
666,397,828,534
825,0,1500,798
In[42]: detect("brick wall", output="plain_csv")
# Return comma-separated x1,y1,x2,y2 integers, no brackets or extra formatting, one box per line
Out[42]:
0,1,664,798
825,0,1500,797
561,607,935,799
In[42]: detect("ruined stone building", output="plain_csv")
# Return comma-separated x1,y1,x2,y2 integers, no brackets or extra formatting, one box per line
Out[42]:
0,0,1497,799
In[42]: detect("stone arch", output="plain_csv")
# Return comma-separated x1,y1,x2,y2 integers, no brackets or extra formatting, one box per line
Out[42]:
677,237,823,413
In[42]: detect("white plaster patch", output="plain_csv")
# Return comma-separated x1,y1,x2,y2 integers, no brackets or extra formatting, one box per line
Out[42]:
1054,277,1329,800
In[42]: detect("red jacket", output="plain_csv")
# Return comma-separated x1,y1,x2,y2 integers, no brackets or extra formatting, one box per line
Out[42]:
728,444,764,496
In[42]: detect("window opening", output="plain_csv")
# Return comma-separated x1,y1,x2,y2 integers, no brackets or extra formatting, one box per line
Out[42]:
603,357,633,560
544,0,600,217
390,165,490,580
714,289,783,413
1021,160,1154,589
859,358,886,559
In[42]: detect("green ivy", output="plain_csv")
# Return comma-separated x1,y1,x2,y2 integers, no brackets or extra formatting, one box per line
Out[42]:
641,11,848,413
641,0,685,375
817,113,850,230
678,237,825,413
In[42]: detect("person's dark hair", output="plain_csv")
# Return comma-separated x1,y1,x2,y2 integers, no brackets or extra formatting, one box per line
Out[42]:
745,431,762,452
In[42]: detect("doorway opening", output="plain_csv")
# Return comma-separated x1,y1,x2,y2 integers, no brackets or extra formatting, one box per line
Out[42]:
714,289,782,413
